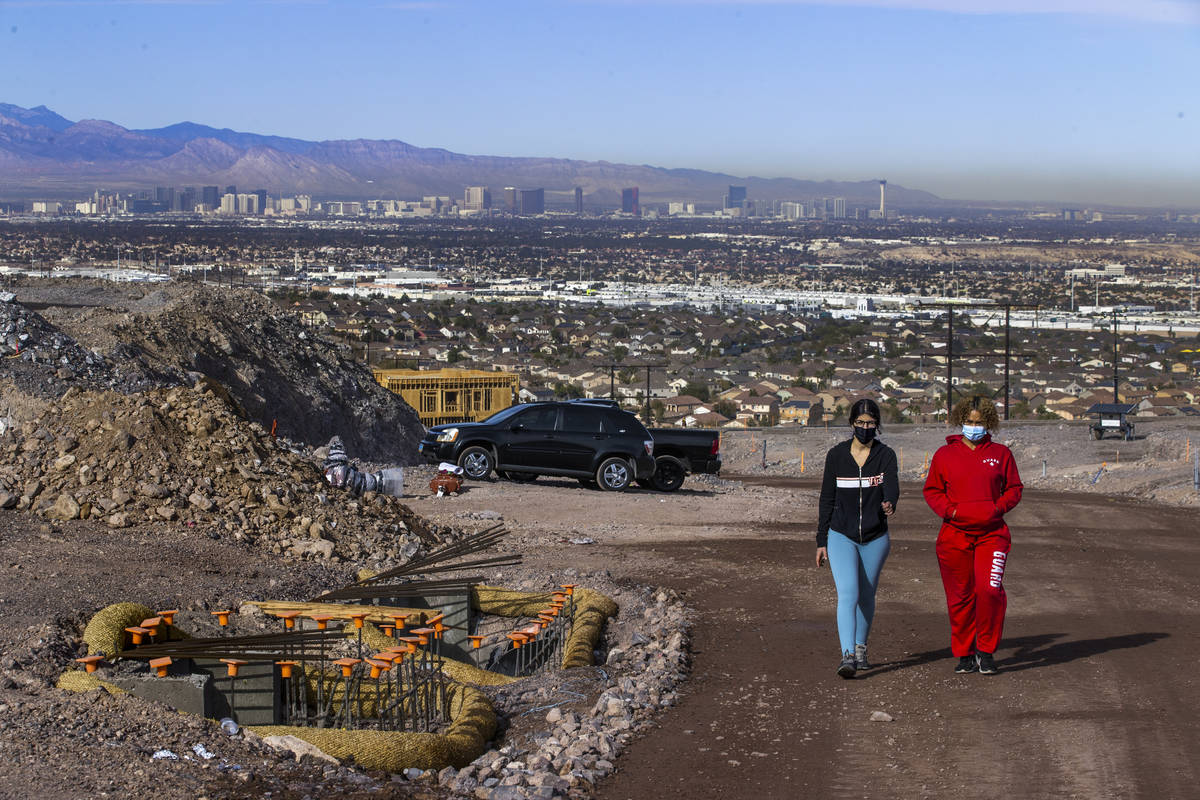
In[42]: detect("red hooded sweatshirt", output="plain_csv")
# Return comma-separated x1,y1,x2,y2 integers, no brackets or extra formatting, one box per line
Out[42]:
923,434,1023,532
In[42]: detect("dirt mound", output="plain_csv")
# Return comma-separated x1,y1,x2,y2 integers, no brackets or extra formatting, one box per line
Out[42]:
1,280,424,462
0,382,446,564
0,290,155,397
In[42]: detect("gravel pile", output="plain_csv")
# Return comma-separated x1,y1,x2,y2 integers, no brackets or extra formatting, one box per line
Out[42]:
0,382,446,565
397,573,693,799
0,292,148,397
1,281,426,461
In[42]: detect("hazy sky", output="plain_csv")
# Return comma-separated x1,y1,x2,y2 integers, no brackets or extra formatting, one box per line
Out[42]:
0,0,1196,207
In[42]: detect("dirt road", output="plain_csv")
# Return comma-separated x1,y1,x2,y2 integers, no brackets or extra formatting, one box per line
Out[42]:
409,468,1200,800
584,477,1198,800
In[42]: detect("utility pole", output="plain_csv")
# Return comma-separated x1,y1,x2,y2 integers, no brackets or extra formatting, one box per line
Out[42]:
922,301,1038,419
1112,307,1120,404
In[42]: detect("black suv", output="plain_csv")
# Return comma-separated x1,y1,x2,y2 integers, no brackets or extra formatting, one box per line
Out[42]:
418,400,656,491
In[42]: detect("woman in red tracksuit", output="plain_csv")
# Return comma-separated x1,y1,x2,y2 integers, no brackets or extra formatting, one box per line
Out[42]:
923,396,1022,675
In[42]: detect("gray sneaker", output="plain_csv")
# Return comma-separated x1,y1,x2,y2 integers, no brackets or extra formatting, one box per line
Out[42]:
854,643,872,671
837,650,857,679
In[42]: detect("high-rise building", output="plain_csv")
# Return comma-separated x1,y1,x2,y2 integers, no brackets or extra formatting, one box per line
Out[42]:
621,187,639,216
178,187,197,213
725,185,747,210
516,188,544,215
504,187,518,213
879,180,887,218
833,197,846,219
202,186,220,209
253,189,268,215
464,186,491,211
574,186,583,214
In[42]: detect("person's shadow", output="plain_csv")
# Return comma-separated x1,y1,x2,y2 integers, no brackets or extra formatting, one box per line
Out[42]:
860,631,1168,677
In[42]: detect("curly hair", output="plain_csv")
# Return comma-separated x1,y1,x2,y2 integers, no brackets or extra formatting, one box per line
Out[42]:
950,395,1000,430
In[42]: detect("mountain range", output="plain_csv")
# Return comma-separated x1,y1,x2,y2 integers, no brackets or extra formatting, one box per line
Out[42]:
0,103,940,208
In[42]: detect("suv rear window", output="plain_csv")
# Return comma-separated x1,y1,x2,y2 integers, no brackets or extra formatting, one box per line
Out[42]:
603,410,646,436
561,407,604,432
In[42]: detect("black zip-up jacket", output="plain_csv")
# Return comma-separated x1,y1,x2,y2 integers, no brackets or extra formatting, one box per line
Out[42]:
817,438,900,548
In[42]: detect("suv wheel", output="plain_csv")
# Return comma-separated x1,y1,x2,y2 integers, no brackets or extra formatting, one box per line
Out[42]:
596,457,632,491
458,446,495,480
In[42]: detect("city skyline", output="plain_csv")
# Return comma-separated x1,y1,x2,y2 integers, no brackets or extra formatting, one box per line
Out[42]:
0,0,1196,206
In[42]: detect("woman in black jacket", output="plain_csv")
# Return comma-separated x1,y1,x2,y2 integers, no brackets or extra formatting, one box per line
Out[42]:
815,398,900,678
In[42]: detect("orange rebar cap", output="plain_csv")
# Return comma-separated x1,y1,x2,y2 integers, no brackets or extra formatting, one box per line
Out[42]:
220,658,248,677
381,624,395,638
410,627,433,645
390,614,408,628
349,613,367,629
277,611,302,629
467,635,485,649
211,610,231,626
560,584,577,595
76,655,103,673
333,657,361,677
156,610,179,625
124,626,150,645
365,658,391,679
310,614,334,629
149,657,173,678
139,617,163,634
275,660,299,679
506,632,528,648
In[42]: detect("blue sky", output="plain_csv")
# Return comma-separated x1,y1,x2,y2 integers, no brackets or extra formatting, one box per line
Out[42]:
0,0,1196,206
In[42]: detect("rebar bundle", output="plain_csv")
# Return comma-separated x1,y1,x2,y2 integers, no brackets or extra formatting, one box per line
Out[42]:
118,623,451,732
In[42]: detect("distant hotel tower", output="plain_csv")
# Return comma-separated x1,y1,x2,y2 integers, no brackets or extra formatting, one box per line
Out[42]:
464,186,491,211
724,185,747,209
574,186,584,214
621,186,639,216
516,188,544,215
879,180,887,218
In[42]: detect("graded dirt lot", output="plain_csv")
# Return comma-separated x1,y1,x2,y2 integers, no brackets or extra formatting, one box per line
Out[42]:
405,447,1200,800
1,419,1198,799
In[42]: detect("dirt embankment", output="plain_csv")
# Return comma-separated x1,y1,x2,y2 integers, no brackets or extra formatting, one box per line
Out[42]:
1,279,424,461
718,421,1200,507
0,382,445,565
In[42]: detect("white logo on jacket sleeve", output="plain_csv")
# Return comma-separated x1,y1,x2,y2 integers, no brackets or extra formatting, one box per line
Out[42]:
989,551,1007,588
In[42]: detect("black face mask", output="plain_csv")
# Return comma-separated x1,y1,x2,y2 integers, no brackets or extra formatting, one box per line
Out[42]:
853,426,877,444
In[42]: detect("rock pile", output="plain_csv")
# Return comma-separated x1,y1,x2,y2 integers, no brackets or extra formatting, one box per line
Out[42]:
0,292,145,397
0,381,444,564
1,282,425,461
433,588,691,799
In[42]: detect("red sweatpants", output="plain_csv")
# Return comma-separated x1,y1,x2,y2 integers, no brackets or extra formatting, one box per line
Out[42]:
935,525,1011,657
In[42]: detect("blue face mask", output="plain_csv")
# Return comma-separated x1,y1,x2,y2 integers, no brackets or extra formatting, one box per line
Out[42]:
962,424,987,441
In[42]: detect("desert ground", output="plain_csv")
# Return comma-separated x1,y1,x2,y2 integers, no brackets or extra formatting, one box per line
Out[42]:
1,279,1198,799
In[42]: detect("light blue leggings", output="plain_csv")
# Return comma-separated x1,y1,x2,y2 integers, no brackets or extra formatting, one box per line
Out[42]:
827,530,891,654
